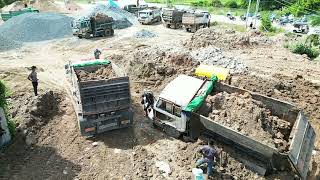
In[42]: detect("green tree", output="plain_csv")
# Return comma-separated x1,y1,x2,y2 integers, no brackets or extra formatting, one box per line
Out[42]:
311,16,320,26
0,0,5,8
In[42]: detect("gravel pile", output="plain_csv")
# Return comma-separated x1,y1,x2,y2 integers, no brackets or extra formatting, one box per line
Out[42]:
84,4,138,29
0,34,22,52
191,46,248,74
135,29,157,39
0,12,73,42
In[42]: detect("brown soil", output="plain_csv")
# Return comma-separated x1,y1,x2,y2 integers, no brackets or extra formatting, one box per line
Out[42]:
76,65,116,81
205,92,291,152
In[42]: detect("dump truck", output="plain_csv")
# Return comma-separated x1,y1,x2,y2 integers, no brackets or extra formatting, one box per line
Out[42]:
0,7,39,21
147,73,315,179
71,14,114,39
162,8,185,29
65,59,133,136
123,4,148,16
182,11,210,33
138,8,161,25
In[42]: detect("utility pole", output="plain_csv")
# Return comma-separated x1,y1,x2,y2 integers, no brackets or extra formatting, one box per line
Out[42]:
254,0,260,28
245,0,252,28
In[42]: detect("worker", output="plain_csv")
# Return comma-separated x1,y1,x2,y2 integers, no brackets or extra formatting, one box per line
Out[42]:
249,22,253,29
141,90,154,117
27,66,38,96
94,49,102,59
195,141,221,178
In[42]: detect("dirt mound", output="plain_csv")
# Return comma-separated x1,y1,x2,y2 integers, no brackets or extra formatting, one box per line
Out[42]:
76,66,116,81
205,92,291,152
191,46,248,74
10,90,63,134
184,28,271,50
231,74,320,148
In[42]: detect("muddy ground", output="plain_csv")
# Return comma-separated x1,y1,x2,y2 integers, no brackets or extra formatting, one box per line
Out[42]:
0,20,319,180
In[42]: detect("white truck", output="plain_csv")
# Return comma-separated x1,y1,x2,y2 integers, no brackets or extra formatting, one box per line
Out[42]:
182,11,210,33
138,8,161,25
147,74,315,179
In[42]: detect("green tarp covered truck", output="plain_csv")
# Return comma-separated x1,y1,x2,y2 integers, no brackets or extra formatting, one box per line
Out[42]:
147,74,315,179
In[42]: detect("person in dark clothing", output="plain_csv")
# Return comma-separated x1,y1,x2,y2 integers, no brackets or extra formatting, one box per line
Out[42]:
141,90,154,117
249,22,253,29
196,142,221,177
27,66,38,96
94,49,102,59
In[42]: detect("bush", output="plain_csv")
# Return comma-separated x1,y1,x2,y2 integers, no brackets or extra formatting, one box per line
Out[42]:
0,0,5,8
224,0,238,8
290,43,319,59
191,0,208,6
0,81,15,137
212,0,222,7
260,13,274,32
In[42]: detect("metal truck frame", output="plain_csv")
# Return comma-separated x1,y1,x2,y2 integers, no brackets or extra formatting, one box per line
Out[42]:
162,8,185,29
148,75,315,179
66,60,133,136
182,11,210,33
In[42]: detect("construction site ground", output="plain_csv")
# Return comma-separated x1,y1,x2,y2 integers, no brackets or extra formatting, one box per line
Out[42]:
1,9,320,179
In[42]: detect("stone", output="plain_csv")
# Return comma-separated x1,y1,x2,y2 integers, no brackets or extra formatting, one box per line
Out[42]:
25,132,36,146
310,97,318,104
92,142,99,147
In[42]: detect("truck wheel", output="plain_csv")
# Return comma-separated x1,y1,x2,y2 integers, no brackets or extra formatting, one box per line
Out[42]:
105,29,111,36
84,33,90,39
166,24,170,28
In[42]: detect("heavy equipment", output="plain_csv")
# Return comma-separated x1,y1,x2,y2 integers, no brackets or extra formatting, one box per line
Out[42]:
138,8,161,25
71,14,114,39
65,59,133,136
162,8,185,29
0,7,39,21
147,69,315,179
182,11,210,33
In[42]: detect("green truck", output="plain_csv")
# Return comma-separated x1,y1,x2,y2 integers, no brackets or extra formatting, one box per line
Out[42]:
1,7,39,21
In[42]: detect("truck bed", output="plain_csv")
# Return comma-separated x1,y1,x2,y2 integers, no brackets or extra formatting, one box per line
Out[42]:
192,82,315,179
182,13,206,25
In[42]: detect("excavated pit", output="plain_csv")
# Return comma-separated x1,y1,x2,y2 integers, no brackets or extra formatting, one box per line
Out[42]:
202,92,292,152
75,65,116,81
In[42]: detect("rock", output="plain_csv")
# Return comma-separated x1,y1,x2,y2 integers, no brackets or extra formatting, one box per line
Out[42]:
155,80,161,87
310,97,318,104
275,132,284,139
212,110,220,115
25,132,37,146
155,161,171,177
63,169,68,175
92,142,99,147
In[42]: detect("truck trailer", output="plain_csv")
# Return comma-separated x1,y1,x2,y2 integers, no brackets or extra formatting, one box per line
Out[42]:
65,59,133,136
148,74,315,179
162,8,185,29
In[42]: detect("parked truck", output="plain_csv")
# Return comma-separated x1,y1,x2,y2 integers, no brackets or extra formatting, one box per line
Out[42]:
147,73,315,179
162,8,185,29
71,13,114,39
123,4,148,16
0,7,39,21
182,11,210,33
65,59,133,136
138,8,161,25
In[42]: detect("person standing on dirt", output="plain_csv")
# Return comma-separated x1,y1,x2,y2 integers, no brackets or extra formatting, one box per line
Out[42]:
27,66,38,96
141,90,154,117
249,22,253,29
196,142,221,178
94,49,102,59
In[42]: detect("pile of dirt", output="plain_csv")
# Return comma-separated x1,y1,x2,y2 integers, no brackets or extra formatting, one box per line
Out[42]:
83,4,137,29
76,66,116,81
204,92,291,151
191,46,248,74
184,28,271,50
0,12,73,42
135,29,157,39
32,0,63,12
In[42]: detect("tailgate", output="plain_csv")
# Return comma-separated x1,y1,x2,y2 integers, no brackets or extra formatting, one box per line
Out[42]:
289,111,316,179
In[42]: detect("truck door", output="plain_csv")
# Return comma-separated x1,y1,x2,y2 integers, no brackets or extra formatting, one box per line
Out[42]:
288,112,316,179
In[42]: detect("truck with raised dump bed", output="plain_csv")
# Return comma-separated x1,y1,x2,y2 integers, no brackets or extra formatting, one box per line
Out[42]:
65,59,133,136
146,66,315,179
71,13,114,39
182,11,210,33
138,8,161,25
162,8,185,29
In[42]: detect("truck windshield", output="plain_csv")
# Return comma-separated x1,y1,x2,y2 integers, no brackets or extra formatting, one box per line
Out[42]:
139,12,148,17
156,99,181,117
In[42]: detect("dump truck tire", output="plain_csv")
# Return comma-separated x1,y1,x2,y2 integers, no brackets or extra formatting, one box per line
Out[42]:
84,33,90,39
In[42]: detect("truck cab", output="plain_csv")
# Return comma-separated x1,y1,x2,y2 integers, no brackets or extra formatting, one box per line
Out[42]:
138,9,161,25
